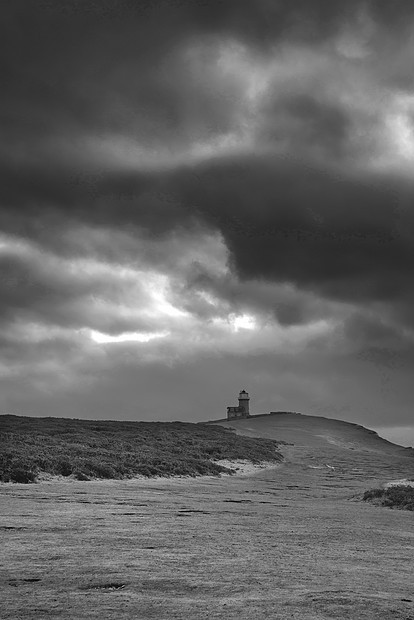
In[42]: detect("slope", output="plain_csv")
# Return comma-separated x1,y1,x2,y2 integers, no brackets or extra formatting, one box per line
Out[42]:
209,412,414,487
210,412,411,455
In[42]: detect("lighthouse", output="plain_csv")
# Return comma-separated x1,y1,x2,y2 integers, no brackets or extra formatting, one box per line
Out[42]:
227,389,250,420
238,390,250,415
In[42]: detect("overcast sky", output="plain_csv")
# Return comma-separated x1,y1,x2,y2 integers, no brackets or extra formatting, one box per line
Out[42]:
1,1,414,444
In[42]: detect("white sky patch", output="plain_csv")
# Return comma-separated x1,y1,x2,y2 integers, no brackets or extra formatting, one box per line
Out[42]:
145,273,188,318
0,222,341,369
0,226,230,348
0,231,33,257
217,41,269,106
206,315,335,356
90,329,169,344
197,290,221,307
1,321,79,345
65,225,230,278
389,95,414,160
0,220,343,373
377,93,414,171
66,259,189,322
91,131,249,172
230,313,257,332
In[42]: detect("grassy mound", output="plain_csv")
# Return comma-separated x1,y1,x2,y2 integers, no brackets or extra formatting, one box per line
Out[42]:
0,415,283,483
363,485,414,511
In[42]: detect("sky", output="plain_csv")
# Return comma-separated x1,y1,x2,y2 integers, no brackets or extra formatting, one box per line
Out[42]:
1,1,414,445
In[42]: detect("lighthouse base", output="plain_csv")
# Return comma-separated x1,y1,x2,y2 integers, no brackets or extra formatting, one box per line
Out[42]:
227,406,250,420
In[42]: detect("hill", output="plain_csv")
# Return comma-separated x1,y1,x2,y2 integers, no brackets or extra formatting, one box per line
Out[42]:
209,411,412,455
208,412,414,491
0,414,283,483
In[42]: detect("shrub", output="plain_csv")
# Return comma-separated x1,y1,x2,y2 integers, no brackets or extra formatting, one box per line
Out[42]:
363,488,384,501
73,469,90,481
9,467,36,484
55,459,73,477
0,415,284,482
89,462,116,479
363,485,414,510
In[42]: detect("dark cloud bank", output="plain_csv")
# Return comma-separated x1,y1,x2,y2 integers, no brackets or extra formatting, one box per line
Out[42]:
1,1,414,441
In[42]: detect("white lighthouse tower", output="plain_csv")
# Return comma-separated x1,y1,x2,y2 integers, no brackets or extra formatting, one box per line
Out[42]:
227,389,250,419
238,389,250,415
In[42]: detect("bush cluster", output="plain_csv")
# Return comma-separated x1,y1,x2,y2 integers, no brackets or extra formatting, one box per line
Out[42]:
363,485,414,510
0,415,283,483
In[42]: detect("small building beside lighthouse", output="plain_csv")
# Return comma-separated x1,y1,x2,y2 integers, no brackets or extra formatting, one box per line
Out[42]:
227,389,250,420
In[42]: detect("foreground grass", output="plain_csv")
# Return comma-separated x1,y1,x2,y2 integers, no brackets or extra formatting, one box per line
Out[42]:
0,414,283,482
2,449,414,620
363,485,414,510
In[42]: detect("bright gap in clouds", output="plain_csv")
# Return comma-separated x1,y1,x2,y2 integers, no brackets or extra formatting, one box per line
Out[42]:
231,314,256,331
385,94,414,163
90,330,169,344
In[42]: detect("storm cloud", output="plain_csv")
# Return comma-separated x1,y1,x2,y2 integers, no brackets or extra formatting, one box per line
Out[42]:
1,1,414,442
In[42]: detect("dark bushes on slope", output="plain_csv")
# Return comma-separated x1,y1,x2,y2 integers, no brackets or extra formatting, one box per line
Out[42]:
363,485,414,510
0,415,283,483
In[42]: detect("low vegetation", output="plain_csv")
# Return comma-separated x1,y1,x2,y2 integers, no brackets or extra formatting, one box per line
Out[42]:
0,415,283,483
363,485,414,511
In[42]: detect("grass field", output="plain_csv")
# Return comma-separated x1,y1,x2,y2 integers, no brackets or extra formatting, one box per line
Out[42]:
0,415,283,482
1,440,414,619
2,413,414,618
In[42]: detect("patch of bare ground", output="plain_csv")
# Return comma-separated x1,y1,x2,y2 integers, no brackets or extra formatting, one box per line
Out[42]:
10,459,280,486
385,479,414,489
214,458,282,477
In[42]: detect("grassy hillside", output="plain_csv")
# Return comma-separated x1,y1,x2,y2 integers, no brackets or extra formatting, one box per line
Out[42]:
212,412,413,456
0,415,283,483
